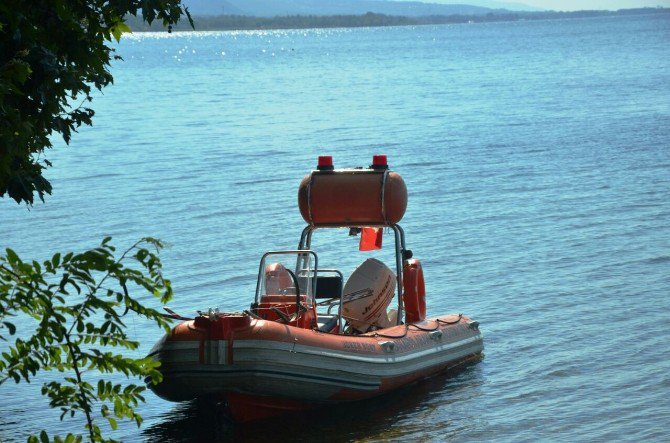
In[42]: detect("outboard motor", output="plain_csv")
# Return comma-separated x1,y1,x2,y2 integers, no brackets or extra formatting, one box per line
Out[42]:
342,258,396,332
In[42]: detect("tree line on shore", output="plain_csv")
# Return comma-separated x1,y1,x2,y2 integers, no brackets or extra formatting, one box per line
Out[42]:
125,7,669,32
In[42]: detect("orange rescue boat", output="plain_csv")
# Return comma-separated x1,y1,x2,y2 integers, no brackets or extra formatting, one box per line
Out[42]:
148,155,484,422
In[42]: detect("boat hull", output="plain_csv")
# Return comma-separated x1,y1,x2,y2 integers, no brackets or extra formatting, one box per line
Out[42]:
148,313,483,421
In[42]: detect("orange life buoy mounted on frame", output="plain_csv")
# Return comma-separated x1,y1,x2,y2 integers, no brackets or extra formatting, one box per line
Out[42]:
403,259,426,323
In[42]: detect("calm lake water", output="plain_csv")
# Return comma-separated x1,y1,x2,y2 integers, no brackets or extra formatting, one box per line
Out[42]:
2,13,669,442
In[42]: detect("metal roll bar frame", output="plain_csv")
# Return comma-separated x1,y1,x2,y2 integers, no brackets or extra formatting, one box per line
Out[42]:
298,223,407,326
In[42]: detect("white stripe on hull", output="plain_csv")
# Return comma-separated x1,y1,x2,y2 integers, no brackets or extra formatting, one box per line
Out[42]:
152,333,483,402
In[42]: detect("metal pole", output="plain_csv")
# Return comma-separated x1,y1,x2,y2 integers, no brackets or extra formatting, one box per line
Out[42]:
391,225,404,325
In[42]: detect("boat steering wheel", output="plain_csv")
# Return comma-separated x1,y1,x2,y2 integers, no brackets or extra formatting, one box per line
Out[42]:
277,268,306,324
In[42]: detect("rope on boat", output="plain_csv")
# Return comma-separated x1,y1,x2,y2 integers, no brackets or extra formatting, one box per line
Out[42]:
370,324,409,339
348,313,464,339
436,313,464,325
243,309,263,320
161,306,193,321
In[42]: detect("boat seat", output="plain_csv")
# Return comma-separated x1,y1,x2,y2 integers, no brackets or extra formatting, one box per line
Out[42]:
314,274,343,333
315,275,343,299
316,314,339,333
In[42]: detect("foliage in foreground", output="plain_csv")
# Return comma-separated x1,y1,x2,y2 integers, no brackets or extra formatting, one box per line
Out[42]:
0,238,173,442
0,0,192,205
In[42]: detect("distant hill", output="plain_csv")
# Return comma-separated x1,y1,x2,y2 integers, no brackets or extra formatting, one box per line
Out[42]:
183,0,504,17
429,0,542,11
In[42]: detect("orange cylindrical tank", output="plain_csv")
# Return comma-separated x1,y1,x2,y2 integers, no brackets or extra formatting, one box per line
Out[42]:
298,169,407,226
403,259,426,323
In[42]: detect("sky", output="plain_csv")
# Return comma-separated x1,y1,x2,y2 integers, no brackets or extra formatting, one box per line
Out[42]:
517,0,670,10
428,0,670,11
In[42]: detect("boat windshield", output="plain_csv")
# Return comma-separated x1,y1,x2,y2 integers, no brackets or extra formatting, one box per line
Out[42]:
254,250,317,307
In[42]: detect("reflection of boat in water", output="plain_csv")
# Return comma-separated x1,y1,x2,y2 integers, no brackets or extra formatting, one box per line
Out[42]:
148,155,484,422
143,363,481,441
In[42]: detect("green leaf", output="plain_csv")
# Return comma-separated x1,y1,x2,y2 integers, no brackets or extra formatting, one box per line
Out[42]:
2,59,32,84
5,248,20,264
110,21,132,43
58,274,69,293
2,321,17,335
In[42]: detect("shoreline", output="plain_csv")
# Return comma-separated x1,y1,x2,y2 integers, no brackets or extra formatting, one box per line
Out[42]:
125,7,669,32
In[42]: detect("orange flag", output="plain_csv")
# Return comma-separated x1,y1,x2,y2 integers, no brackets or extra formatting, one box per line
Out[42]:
359,227,383,251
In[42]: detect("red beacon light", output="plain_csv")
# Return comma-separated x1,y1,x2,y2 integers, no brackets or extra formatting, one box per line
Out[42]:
371,154,388,170
317,155,334,171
